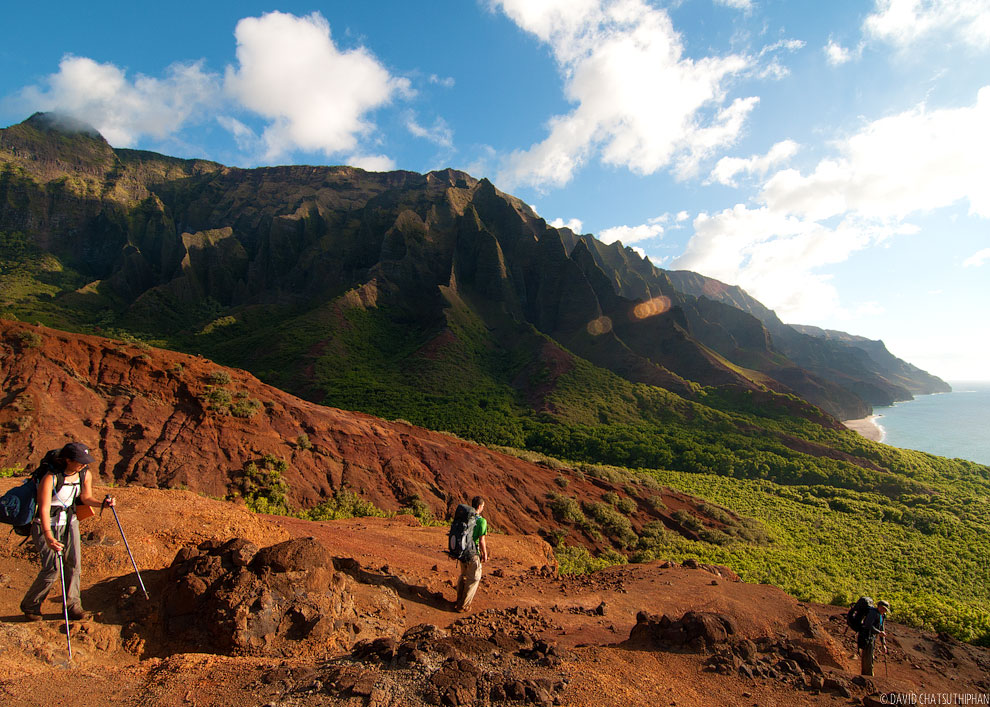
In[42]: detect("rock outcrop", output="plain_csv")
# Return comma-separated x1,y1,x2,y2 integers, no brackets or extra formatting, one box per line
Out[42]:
160,537,356,656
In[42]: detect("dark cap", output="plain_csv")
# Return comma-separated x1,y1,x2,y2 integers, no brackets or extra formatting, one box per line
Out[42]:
59,442,95,464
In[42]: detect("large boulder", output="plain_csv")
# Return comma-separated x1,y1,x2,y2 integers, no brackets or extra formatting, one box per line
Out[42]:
160,537,353,656
628,610,737,652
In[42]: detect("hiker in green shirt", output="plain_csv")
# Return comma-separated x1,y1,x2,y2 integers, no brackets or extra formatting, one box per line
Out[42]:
454,496,489,612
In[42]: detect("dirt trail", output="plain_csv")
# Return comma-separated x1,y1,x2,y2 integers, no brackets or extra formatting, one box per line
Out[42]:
0,482,986,707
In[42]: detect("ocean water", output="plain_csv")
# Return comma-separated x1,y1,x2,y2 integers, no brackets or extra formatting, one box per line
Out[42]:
873,382,990,466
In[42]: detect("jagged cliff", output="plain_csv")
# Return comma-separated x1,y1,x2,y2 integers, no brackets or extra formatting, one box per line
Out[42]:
0,112,947,424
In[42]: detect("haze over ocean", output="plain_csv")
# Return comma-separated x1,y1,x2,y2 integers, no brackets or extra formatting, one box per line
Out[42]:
874,382,990,466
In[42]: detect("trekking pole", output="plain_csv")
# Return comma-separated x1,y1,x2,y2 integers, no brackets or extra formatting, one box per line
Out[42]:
55,552,73,662
102,497,149,600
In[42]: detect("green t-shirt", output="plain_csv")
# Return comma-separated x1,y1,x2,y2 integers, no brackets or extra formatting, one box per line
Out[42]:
473,515,487,551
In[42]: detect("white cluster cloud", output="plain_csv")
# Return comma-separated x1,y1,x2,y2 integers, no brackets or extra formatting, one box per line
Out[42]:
599,217,664,245
714,0,753,9
708,140,799,187
9,11,409,163
549,217,584,233
225,12,410,161
963,247,990,267
824,40,855,66
864,0,990,49
10,56,220,147
493,0,759,189
406,113,454,148
675,87,990,321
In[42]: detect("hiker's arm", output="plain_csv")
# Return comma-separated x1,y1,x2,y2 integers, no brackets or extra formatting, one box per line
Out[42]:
79,472,114,507
35,474,62,552
479,535,489,563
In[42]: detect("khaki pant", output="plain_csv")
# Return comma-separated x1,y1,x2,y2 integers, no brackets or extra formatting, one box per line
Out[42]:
456,555,483,610
21,512,82,614
861,640,876,676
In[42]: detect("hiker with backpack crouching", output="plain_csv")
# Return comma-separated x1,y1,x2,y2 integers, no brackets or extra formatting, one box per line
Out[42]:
448,496,489,613
20,443,116,621
858,599,890,676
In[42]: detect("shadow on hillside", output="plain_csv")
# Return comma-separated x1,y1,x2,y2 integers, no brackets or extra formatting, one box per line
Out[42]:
333,555,454,611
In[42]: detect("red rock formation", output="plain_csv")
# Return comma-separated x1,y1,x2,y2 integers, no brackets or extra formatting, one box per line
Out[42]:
0,320,718,547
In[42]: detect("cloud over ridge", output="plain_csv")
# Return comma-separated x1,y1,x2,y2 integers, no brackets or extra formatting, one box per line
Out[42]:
675,87,990,321
493,0,758,189
225,11,410,161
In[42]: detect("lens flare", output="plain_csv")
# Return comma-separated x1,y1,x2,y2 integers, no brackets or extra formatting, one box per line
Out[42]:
632,296,671,320
587,316,613,336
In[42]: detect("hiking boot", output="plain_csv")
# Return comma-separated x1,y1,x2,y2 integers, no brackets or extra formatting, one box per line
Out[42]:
67,606,90,620
22,611,43,622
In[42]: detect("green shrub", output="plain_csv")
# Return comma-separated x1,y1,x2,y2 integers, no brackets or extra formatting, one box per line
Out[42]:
547,493,586,524
204,387,232,413
645,495,668,511
398,495,438,525
239,456,290,514
602,491,620,506
208,370,232,386
230,397,263,418
17,330,42,348
672,508,704,532
554,475,569,488
302,488,390,521
556,544,626,575
583,501,638,548
296,433,312,450
616,497,638,515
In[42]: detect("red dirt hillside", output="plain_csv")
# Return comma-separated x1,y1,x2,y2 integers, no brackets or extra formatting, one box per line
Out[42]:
0,320,726,550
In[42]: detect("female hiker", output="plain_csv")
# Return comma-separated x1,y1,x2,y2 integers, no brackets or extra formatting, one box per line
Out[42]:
20,442,116,621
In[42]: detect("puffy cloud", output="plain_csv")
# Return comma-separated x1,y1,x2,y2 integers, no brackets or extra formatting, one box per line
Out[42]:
9,55,220,146
549,217,585,233
225,11,410,161
493,0,758,189
429,74,456,88
708,139,799,187
714,0,753,9
406,114,454,147
824,40,854,65
345,153,397,172
599,217,664,244
762,88,990,220
675,87,990,321
963,247,990,267
864,0,990,49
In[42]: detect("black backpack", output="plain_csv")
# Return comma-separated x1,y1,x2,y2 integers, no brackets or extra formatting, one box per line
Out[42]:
0,450,86,536
846,596,874,632
447,503,478,561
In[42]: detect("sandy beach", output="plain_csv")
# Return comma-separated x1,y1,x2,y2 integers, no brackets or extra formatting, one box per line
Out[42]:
842,415,885,442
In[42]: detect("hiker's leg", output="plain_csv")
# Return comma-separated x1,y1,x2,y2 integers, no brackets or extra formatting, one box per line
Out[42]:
460,556,483,610
64,516,83,610
455,561,467,607
861,643,875,676
21,520,58,614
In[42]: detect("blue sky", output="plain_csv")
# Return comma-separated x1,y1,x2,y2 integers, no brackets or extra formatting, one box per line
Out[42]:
2,0,988,381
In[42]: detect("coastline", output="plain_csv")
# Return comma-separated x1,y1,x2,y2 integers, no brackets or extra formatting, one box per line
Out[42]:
842,414,885,442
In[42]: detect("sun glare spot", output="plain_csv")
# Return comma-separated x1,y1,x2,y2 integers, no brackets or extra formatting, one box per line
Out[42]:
632,296,671,320
587,316,613,336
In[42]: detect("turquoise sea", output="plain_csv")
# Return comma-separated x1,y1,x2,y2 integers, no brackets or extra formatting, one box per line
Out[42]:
873,382,990,466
